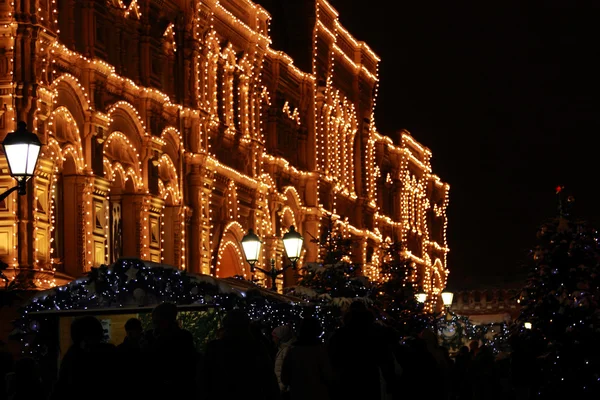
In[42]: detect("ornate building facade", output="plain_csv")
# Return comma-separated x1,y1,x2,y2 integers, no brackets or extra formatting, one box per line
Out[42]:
0,0,449,309
451,287,521,324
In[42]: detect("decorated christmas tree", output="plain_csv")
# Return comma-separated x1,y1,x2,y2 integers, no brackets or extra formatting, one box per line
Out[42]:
516,187,600,398
375,241,428,335
285,218,373,309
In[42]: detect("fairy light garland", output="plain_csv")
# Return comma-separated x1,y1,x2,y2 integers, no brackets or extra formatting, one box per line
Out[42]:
163,23,176,52
1,0,448,300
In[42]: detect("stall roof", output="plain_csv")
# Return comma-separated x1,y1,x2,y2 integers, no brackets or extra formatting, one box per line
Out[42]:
27,259,304,313
29,304,213,317
219,277,302,304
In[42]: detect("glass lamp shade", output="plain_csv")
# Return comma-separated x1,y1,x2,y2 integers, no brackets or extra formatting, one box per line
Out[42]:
241,229,262,265
2,122,42,179
415,292,427,303
441,292,454,307
282,225,303,262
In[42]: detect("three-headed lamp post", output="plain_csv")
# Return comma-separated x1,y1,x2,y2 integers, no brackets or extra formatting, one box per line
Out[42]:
241,225,304,291
0,122,42,202
416,290,455,332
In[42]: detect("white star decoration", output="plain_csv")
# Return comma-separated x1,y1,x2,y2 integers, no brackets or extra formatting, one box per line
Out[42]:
125,267,139,283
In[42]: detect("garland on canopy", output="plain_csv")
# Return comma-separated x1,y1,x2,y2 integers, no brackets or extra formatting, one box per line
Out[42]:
13,258,340,358
435,312,511,353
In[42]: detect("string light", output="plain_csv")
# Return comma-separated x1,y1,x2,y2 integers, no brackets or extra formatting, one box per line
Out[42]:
2,0,448,300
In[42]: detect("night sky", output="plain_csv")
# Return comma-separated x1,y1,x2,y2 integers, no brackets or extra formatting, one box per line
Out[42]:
327,1,600,289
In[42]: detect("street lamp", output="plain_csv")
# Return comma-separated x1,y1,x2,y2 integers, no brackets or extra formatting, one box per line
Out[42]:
441,291,454,308
441,291,454,321
240,229,262,268
416,291,427,304
0,122,42,202
241,225,304,291
282,225,303,268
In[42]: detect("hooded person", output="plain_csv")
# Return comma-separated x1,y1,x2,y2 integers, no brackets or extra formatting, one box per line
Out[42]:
272,325,295,395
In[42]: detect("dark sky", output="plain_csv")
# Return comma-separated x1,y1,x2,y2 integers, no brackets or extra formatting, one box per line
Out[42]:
327,1,600,289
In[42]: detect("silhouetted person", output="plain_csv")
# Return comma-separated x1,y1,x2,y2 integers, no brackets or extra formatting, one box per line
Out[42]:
453,345,473,400
328,302,395,400
144,302,197,400
281,317,332,400
395,335,441,398
252,320,276,362
0,340,14,400
420,329,450,399
471,344,494,400
116,318,148,397
118,317,145,351
272,325,295,398
469,340,480,357
511,336,537,400
5,357,44,400
50,315,117,400
202,309,280,400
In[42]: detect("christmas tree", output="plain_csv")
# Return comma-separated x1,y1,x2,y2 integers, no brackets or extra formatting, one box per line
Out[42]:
516,187,600,398
375,241,428,335
284,217,373,309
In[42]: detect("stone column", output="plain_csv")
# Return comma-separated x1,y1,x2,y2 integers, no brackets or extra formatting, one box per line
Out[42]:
186,163,213,275
120,193,152,260
60,175,94,277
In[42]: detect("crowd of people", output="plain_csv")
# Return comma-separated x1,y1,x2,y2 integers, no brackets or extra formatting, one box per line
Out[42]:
0,301,537,400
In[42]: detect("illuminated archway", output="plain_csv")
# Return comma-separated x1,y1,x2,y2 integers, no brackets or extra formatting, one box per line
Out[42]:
157,154,182,266
103,131,145,262
216,241,247,279
215,222,248,279
43,106,88,276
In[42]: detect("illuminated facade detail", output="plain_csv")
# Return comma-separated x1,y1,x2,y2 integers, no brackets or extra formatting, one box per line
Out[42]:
0,0,449,302
451,288,521,325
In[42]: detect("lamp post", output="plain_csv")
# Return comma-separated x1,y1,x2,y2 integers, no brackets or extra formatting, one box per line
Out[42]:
441,291,454,321
416,291,455,334
0,122,42,202
241,225,304,291
441,291,454,308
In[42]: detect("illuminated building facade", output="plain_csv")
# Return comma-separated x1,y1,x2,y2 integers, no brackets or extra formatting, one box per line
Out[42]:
0,0,449,309
450,288,521,325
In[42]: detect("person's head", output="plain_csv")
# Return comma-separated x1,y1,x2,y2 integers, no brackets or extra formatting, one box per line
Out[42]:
152,302,178,333
71,316,104,349
272,325,293,346
440,345,450,357
298,317,322,343
419,328,438,347
124,318,143,341
459,345,470,355
343,301,374,327
222,309,250,336
469,340,479,352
